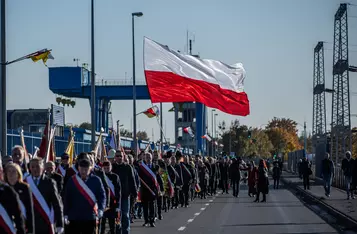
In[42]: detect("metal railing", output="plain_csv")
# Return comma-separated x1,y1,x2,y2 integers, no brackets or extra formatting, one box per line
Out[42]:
6,130,92,156
82,79,147,86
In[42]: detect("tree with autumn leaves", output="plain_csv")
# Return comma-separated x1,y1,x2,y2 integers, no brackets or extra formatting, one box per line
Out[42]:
219,117,303,159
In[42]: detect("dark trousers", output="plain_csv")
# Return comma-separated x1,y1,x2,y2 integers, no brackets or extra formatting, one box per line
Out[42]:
129,195,136,219
173,188,180,208
180,184,190,206
222,179,229,193
67,220,97,234
142,200,155,223
255,191,266,201
273,177,280,189
163,196,169,211
303,175,310,190
232,179,240,196
100,216,115,234
156,196,162,217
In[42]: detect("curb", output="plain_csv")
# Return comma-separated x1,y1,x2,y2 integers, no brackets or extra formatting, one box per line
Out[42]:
281,177,357,231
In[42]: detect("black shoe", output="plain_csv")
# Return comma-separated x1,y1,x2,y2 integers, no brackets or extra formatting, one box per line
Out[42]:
150,223,156,227
158,215,163,220
261,199,266,202
254,199,259,202
142,223,149,227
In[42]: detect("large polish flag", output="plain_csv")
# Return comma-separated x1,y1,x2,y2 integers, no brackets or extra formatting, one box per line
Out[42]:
144,37,250,116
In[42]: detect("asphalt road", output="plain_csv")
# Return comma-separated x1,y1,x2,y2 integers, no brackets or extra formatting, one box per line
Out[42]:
129,181,357,234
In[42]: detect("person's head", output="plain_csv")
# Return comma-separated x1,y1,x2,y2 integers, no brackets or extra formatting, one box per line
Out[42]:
11,145,25,164
4,163,23,185
45,161,56,174
145,153,153,164
76,152,92,166
170,156,177,165
102,161,112,174
78,159,92,179
114,151,123,164
259,159,267,168
127,154,134,165
325,152,330,159
29,158,44,177
346,151,352,159
61,153,70,165
184,155,189,164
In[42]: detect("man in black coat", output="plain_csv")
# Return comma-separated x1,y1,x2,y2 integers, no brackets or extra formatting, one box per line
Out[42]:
101,161,121,234
45,161,64,196
137,152,158,227
26,158,64,234
112,151,137,234
180,156,193,207
172,155,183,209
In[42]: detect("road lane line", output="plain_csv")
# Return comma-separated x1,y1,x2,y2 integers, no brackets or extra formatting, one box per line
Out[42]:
178,226,186,231
187,219,194,223
205,203,210,206
200,207,206,210
194,213,200,216
209,200,213,202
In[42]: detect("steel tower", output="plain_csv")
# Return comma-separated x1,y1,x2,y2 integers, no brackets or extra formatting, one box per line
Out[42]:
331,3,352,164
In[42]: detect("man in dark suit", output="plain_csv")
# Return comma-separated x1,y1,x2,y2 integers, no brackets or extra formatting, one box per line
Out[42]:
101,161,121,234
138,153,158,227
0,181,26,234
45,161,64,196
64,159,106,234
26,158,64,234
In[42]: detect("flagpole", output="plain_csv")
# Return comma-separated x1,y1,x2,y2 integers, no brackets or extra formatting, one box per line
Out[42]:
0,0,6,157
90,0,96,149
160,102,163,152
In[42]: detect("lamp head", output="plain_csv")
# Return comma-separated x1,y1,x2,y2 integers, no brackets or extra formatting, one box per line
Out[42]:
132,12,143,17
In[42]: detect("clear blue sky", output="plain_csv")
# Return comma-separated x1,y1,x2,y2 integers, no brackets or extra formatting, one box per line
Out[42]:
5,0,357,142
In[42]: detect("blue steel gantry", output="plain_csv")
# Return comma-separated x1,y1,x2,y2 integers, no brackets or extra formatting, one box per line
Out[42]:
48,66,207,154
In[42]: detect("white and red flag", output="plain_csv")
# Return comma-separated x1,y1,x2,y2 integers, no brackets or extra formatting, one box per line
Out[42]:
201,134,212,142
144,37,249,116
183,127,194,138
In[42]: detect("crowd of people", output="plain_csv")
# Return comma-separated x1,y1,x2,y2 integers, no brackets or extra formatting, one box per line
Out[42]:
0,145,277,234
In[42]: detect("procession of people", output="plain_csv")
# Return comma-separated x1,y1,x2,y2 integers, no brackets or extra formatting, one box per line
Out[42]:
0,144,276,234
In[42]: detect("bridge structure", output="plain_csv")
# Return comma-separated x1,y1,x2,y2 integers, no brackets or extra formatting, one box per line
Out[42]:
48,66,206,154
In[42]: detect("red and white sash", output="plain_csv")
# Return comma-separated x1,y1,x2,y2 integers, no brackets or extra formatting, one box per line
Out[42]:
57,165,66,177
19,200,27,220
25,176,55,234
71,165,78,174
0,203,16,234
139,162,159,190
105,175,116,200
72,175,98,215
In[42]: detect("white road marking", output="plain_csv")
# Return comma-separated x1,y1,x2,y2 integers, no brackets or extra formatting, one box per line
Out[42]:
178,226,186,231
200,207,206,210
194,213,200,216
187,219,194,223
205,203,210,206
209,200,213,202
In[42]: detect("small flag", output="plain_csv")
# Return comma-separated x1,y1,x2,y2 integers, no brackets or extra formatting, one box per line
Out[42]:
30,49,54,65
142,106,160,118
201,134,212,142
183,126,194,138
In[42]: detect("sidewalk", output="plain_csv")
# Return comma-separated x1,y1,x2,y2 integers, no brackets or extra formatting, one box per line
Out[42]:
281,171,357,225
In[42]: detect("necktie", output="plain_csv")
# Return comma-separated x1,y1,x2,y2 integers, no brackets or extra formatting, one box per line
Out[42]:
34,178,39,186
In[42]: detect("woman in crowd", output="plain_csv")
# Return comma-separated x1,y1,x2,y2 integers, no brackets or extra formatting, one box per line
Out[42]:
4,163,34,233
254,159,269,203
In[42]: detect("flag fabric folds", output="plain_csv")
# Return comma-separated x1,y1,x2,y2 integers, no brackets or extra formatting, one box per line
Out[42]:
201,134,212,142
142,106,160,118
144,37,250,116
38,121,56,162
183,127,194,138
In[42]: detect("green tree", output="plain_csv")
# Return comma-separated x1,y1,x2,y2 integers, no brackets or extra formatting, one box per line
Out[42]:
137,131,149,141
245,128,274,158
266,117,298,134
352,127,357,159
120,128,132,138
78,122,92,130
298,133,313,153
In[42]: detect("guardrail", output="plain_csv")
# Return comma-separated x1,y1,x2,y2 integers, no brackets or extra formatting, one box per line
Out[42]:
83,79,147,86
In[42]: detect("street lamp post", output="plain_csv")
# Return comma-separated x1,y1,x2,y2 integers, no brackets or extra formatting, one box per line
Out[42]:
214,113,218,157
90,0,96,149
132,12,143,155
0,0,6,156
211,109,215,156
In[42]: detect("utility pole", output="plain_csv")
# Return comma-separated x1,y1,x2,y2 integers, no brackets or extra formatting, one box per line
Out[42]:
90,0,96,149
304,121,307,155
160,102,163,151
116,120,120,149
0,0,6,157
